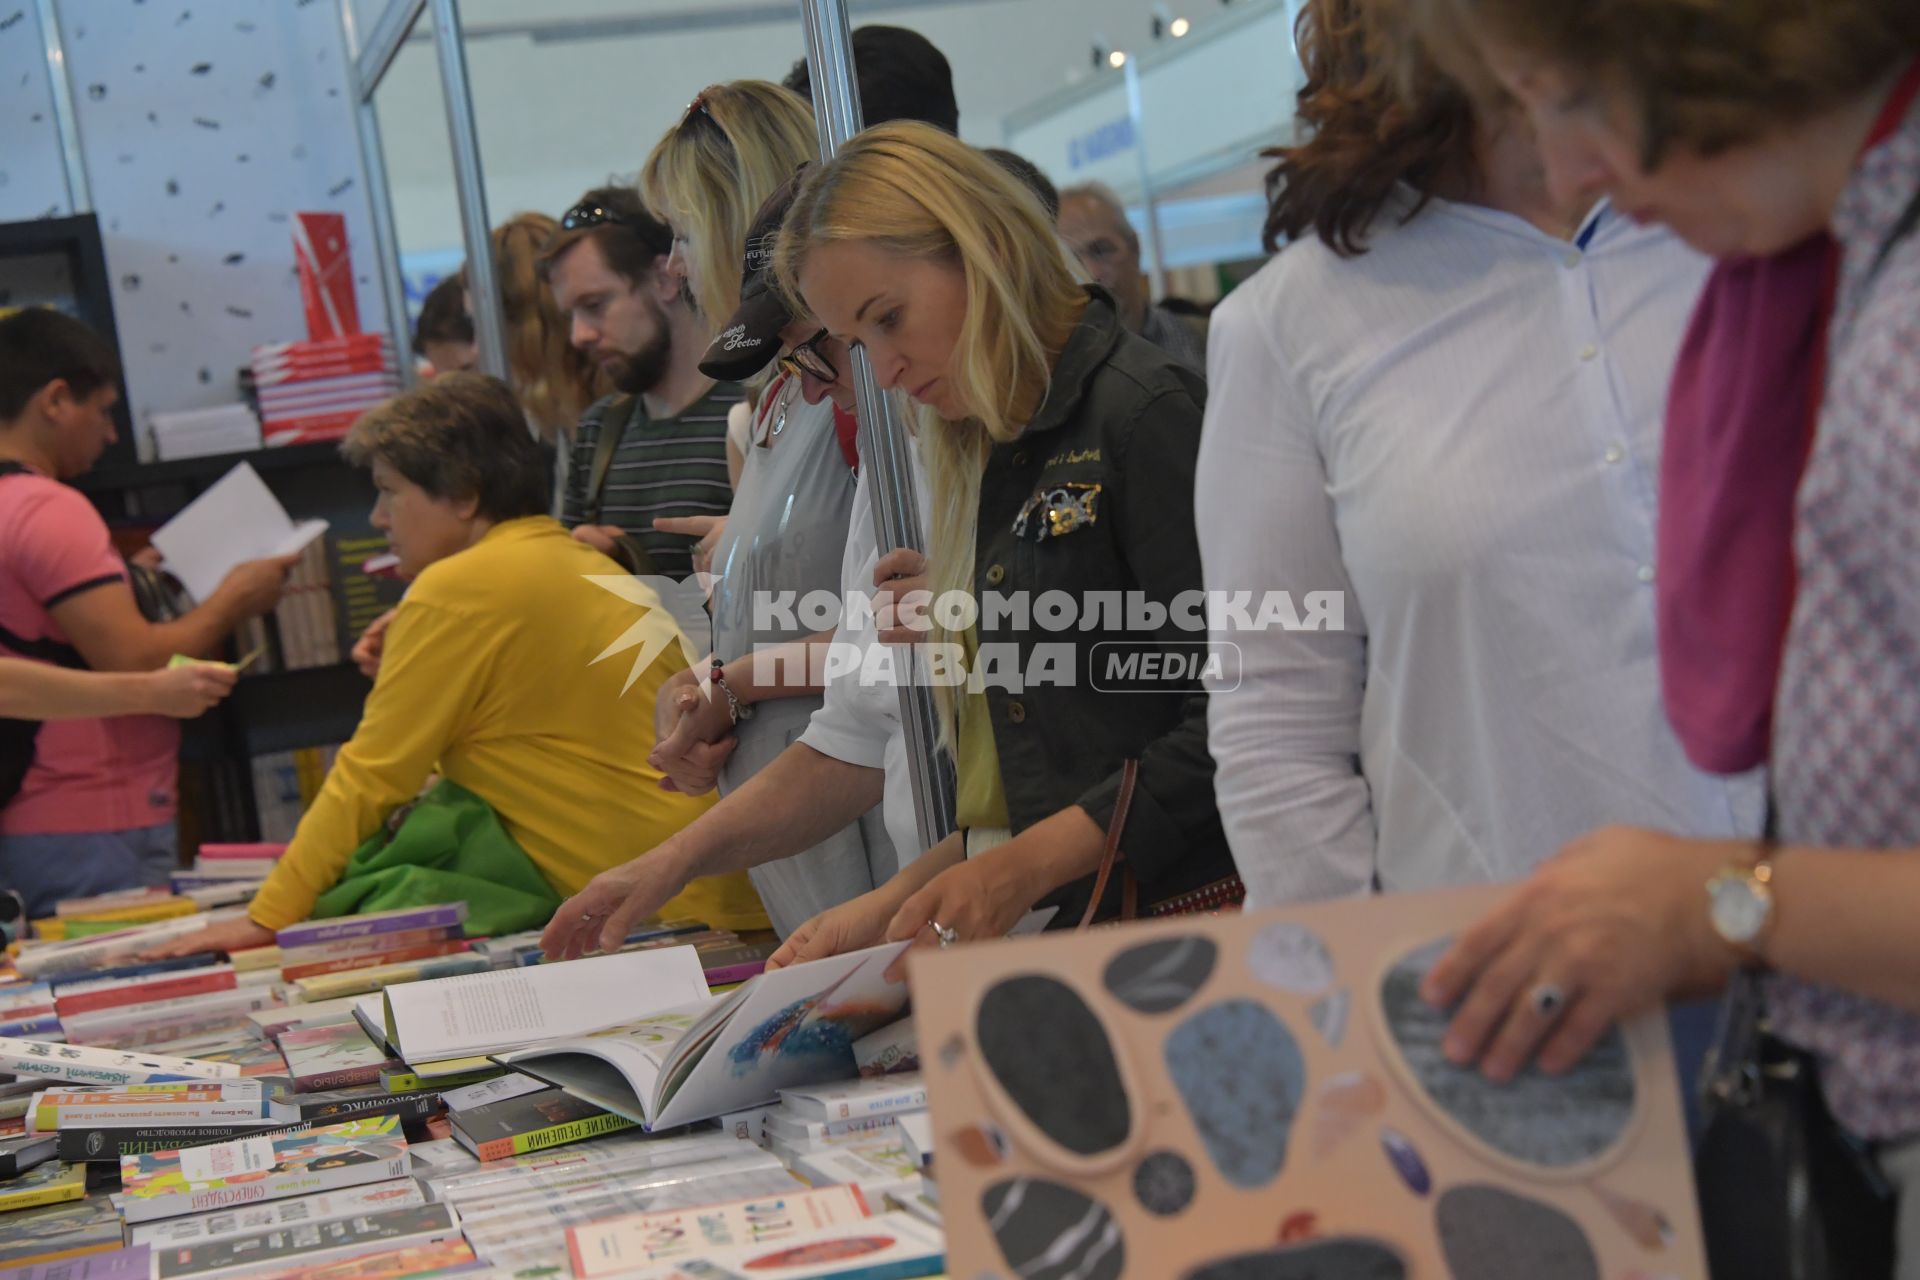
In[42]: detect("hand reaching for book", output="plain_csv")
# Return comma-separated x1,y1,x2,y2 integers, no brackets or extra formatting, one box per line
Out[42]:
540,842,695,962
765,888,897,972
141,917,275,961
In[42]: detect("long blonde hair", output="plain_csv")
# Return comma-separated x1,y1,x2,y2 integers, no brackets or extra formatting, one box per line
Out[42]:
640,81,819,337
775,122,1086,744
487,212,599,438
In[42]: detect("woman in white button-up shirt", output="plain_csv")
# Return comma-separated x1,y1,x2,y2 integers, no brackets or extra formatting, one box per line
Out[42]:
1196,0,1762,909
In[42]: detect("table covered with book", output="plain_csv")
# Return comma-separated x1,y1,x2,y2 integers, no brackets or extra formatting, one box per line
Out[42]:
0,848,1717,1279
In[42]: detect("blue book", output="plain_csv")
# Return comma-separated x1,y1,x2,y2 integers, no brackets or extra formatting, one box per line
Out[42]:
47,953,222,991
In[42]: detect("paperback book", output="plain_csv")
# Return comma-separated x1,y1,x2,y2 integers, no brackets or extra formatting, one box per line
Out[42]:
0,1244,150,1280
292,952,488,1003
117,1114,410,1224
56,1121,305,1163
495,943,911,1132
0,1163,85,1213
382,948,709,1064
128,1178,428,1247
0,1196,125,1267
150,1201,461,1280
274,1024,400,1093
273,905,467,950
567,1185,870,1280
613,1212,943,1280
446,1089,635,1163
0,1137,54,1179
0,1040,239,1087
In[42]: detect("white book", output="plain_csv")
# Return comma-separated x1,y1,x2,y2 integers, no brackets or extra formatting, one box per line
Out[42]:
567,1185,869,1280
895,1112,934,1171
150,462,329,603
778,1072,927,1123
0,1038,240,1086
428,1132,767,1207
452,1150,788,1231
617,1212,942,1280
381,947,709,1064
438,1072,548,1113
495,943,912,1133
129,1179,427,1247
790,1140,923,1206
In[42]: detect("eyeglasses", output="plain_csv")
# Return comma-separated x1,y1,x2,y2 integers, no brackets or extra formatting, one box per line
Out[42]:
560,201,634,232
776,329,837,384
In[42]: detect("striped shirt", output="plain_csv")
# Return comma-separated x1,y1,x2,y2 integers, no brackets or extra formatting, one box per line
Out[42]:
559,382,739,580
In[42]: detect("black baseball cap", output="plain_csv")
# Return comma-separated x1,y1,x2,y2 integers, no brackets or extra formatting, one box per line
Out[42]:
699,165,812,382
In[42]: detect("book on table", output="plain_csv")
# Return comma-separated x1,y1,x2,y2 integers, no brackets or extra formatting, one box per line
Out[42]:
379,946,711,1064
126,1178,427,1247
116,1115,410,1224
494,942,912,1133
149,1201,461,1280
0,1163,86,1214
0,1196,126,1268
567,1184,871,1280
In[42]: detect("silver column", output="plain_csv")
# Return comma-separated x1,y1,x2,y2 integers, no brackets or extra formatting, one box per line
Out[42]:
33,0,91,214
1122,54,1170,301
797,0,957,854
429,0,508,380
340,0,422,387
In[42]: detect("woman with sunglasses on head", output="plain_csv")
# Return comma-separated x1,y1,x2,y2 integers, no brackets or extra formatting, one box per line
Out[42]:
1403,0,1920,1268
759,122,1240,965
633,88,906,935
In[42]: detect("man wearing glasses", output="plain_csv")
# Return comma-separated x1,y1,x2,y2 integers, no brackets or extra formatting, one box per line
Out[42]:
538,187,739,580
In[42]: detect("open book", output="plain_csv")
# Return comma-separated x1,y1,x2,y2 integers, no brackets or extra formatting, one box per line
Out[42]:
494,942,912,1133
380,947,709,1065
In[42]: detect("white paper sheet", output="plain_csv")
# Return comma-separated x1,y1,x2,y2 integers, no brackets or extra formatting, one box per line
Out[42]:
150,462,329,602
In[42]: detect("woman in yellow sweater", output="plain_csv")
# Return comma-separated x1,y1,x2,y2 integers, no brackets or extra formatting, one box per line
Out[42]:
155,373,766,956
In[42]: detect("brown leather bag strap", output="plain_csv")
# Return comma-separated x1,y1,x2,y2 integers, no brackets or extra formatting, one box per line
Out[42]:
1077,758,1140,930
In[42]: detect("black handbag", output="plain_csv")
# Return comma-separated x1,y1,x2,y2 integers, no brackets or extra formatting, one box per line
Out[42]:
1695,963,1897,1279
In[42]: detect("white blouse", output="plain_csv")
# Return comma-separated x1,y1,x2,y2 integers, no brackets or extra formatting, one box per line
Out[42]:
1196,194,1762,907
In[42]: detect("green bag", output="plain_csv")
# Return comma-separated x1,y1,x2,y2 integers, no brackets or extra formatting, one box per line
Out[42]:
310,778,562,937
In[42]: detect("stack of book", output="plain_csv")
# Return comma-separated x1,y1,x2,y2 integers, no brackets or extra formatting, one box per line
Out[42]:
167,844,285,902
231,539,342,683
247,335,398,448
148,404,262,462
275,905,471,984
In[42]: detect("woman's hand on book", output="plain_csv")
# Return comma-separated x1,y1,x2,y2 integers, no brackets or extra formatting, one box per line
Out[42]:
541,842,695,962
765,889,897,972
141,917,275,961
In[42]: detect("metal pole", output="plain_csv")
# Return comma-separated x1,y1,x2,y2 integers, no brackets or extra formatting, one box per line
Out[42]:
33,0,91,214
798,0,957,854
1122,55,1170,301
341,0,419,388
429,0,507,380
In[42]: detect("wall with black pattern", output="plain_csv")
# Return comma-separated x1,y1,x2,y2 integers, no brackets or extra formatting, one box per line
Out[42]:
2,1,386,461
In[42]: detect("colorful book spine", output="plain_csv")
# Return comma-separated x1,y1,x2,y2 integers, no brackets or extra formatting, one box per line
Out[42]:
45,955,221,990
57,1122,305,1163
0,1015,62,1040
54,968,239,1016
32,1098,281,1131
291,951,488,1002
273,904,467,949
470,1109,637,1163
278,938,471,982
276,924,460,965
0,1038,240,1086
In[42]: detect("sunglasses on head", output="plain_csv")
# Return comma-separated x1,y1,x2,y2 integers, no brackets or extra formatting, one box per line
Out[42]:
560,201,634,232
776,329,837,384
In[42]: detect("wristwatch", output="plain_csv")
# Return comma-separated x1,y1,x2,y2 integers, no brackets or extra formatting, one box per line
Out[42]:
1706,851,1777,962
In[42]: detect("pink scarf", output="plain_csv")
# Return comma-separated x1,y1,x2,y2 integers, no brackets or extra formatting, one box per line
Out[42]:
1657,233,1830,774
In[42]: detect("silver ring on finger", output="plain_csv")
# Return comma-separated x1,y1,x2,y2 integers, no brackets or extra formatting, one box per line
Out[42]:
1529,981,1569,1020
927,919,959,948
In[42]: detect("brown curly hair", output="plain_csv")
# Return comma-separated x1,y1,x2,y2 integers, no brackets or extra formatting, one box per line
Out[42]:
1408,0,1920,167
1263,0,1478,256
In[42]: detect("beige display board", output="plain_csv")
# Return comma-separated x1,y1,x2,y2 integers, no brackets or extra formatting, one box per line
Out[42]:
910,884,1706,1279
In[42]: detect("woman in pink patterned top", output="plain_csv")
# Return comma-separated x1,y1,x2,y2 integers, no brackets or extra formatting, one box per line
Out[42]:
1402,0,1920,1266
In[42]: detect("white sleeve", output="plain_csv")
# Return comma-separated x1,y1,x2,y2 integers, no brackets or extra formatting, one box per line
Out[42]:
799,468,891,769
1197,288,1378,906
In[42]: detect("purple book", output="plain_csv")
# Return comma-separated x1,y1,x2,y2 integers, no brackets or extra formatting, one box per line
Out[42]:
0,1245,150,1280
274,904,468,949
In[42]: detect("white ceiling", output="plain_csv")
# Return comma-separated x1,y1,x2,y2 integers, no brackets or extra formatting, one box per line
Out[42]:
360,0,1265,258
